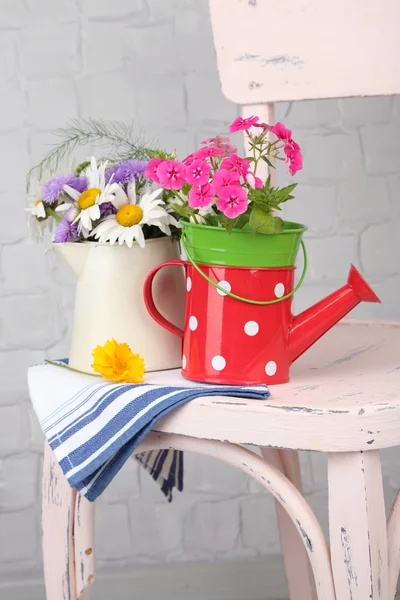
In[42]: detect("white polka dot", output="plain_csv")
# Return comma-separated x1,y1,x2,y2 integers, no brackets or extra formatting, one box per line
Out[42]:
186,276,192,292
211,355,226,371
182,354,187,369
189,316,198,331
265,361,277,376
274,283,285,298
244,321,259,336
216,280,231,296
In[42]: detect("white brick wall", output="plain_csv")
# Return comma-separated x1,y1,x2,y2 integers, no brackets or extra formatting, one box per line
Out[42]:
0,0,400,580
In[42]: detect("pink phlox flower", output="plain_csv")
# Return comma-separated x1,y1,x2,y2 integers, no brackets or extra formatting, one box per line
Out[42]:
188,182,215,209
186,159,211,186
284,143,303,176
194,146,225,160
229,115,259,133
157,160,187,190
145,158,163,183
224,142,237,156
245,172,264,189
250,123,272,145
216,185,248,219
271,122,293,142
201,135,231,145
200,135,237,157
286,139,301,152
213,168,240,193
220,154,251,177
183,153,196,166
253,122,272,132
271,124,302,175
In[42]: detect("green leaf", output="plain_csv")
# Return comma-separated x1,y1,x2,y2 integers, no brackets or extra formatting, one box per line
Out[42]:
208,214,220,227
145,148,174,160
261,155,274,168
170,202,191,219
250,207,284,234
215,214,236,235
279,183,297,196
249,206,272,233
235,212,250,229
145,148,158,158
279,194,295,204
225,220,236,235
181,183,191,196
267,216,285,233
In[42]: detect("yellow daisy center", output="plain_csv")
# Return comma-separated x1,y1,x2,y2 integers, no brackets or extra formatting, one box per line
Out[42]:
78,187,101,209
116,205,143,227
34,199,42,206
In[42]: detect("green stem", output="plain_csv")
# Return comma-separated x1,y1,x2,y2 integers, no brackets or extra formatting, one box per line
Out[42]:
252,146,257,175
45,205,62,223
173,191,186,204
45,359,102,378
174,191,199,224
248,131,265,176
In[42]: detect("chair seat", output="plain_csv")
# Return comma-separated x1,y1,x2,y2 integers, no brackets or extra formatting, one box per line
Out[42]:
153,320,400,452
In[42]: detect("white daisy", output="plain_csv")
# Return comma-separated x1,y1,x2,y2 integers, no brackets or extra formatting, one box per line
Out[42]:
63,157,119,235
92,180,176,249
25,184,51,242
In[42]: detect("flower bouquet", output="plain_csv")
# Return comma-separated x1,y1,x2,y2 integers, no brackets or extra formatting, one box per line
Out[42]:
26,156,179,247
26,121,186,374
144,116,306,270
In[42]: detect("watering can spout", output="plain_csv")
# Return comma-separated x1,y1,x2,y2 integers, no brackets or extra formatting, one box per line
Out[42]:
288,265,380,363
52,242,89,278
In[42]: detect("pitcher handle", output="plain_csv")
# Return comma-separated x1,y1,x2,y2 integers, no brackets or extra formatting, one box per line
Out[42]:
144,260,185,339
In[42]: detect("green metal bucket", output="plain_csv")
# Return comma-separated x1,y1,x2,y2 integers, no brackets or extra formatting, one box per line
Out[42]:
181,220,307,268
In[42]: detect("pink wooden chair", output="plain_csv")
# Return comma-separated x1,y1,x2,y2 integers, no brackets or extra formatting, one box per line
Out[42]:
42,2,400,599
43,322,400,600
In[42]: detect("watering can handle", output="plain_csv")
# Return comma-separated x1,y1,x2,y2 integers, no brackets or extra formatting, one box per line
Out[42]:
180,237,308,305
144,260,185,339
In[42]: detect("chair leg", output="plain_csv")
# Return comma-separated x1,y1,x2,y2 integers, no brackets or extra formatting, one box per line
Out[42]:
387,490,400,600
74,494,96,599
261,448,317,600
328,450,389,600
42,442,77,600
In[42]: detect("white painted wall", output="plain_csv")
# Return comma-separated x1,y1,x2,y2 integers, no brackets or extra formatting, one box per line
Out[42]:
1,0,400,585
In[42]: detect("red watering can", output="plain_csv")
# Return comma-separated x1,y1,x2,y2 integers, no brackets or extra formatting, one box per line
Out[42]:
144,244,380,385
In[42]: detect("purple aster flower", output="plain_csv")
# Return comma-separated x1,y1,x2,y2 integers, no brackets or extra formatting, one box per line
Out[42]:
105,160,148,186
53,208,79,243
42,174,87,205
100,201,117,218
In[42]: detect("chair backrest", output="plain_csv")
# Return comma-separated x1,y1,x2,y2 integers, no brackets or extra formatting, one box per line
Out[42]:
209,0,400,105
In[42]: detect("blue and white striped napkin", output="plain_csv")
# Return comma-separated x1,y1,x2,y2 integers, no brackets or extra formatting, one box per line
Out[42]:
28,362,270,502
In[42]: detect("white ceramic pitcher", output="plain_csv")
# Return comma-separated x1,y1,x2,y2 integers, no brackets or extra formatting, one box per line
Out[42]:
53,237,185,373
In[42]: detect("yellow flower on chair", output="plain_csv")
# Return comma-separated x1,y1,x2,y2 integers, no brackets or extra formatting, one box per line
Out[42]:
91,339,145,383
